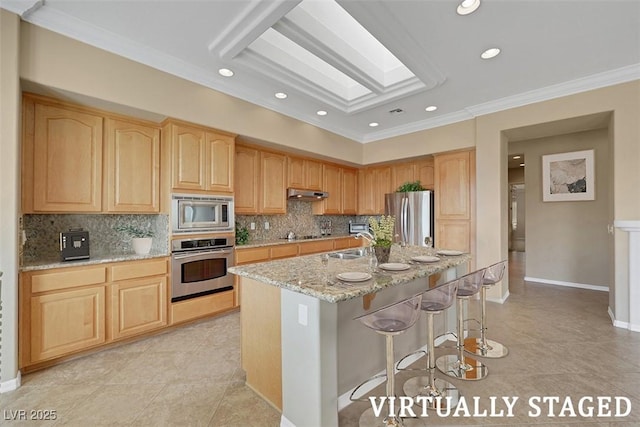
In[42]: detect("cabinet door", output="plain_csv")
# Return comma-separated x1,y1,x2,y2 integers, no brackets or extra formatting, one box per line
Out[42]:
392,162,416,191
172,124,206,191
435,151,471,220
357,169,376,215
374,166,392,214
32,103,103,212
235,146,260,214
260,152,287,214
287,156,305,189
436,220,471,252
104,118,160,213
416,159,435,190
110,276,167,340
322,164,342,214
305,159,323,191
206,132,234,193
342,168,357,215
30,286,106,363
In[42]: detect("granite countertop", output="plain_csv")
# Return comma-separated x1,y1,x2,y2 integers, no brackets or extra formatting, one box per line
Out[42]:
21,252,170,271
229,245,471,303
236,234,355,249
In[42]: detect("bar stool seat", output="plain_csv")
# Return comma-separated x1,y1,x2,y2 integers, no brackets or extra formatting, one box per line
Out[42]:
464,260,509,358
402,278,461,410
353,294,423,426
435,270,488,381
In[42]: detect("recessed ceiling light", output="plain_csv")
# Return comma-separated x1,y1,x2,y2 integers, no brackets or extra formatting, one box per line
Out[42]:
369,122,379,127
481,48,501,59
218,68,234,77
457,0,481,15
317,110,327,116
425,105,438,112
275,92,288,99
513,155,521,159
520,163,525,167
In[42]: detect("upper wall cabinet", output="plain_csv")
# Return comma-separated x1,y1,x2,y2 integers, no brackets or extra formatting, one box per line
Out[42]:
312,164,357,215
22,94,163,214
357,166,392,215
104,118,160,213
287,157,322,191
235,144,286,215
391,158,434,191
23,98,104,213
163,120,235,194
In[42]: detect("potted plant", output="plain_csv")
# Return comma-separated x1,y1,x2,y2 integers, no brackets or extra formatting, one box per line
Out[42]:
236,224,249,246
396,180,426,192
115,224,154,255
368,215,395,264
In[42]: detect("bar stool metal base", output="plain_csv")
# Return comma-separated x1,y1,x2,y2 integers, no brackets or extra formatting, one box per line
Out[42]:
359,407,404,427
464,337,509,358
403,374,461,410
435,354,488,381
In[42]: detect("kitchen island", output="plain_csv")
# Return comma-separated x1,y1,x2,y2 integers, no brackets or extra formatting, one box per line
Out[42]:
229,245,470,427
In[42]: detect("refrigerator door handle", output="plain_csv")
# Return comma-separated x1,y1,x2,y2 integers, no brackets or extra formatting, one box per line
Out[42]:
402,196,409,243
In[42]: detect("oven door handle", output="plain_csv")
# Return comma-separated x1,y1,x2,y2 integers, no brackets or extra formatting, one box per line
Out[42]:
172,249,233,260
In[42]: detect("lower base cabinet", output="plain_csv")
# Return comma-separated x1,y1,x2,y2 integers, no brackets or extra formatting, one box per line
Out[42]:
110,276,167,340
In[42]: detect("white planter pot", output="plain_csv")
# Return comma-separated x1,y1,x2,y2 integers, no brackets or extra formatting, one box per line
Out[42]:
132,237,152,255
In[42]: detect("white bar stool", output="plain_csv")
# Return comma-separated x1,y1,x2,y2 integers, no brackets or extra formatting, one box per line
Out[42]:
435,270,488,381
464,260,509,358
402,278,461,410
353,294,423,426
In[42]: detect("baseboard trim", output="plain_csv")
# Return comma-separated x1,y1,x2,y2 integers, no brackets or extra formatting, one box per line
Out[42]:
0,371,21,393
608,306,640,332
524,276,609,292
487,289,510,304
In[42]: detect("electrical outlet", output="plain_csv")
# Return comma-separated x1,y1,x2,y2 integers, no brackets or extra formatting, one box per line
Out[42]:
250,222,255,230
264,221,270,230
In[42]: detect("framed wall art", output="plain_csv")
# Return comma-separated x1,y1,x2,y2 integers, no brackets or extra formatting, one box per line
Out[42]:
542,149,594,202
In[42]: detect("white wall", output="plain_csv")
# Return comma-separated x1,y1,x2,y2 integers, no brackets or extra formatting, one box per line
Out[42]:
0,10,21,391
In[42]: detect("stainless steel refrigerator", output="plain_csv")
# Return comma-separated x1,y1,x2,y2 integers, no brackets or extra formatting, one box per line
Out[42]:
384,191,434,246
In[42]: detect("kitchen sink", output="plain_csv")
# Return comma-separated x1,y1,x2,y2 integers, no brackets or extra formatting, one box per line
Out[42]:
327,248,368,259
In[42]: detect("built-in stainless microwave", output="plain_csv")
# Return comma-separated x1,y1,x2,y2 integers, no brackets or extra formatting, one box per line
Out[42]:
171,194,234,233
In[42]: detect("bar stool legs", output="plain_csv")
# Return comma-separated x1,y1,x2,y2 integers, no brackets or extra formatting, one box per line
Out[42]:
464,261,509,358
403,311,461,409
436,271,488,381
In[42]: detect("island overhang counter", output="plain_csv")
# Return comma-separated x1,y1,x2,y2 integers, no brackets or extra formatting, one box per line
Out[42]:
229,245,471,427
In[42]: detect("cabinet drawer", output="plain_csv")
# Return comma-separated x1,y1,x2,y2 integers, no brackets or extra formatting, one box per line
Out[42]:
31,267,107,294
270,244,298,259
298,240,334,255
110,258,168,282
235,247,270,265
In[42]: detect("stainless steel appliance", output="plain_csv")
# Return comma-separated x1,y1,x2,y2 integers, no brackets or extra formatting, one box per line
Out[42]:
60,229,90,261
171,234,234,302
385,191,434,246
349,222,368,235
171,194,234,234
287,188,329,200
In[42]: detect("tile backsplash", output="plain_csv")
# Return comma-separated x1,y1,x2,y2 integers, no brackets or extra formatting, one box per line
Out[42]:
236,200,374,243
22,214,169,262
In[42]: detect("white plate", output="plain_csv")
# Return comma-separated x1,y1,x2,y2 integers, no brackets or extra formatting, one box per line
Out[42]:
437,249,464,256
411,256,440,263
379,263,411,271
337,272,372,282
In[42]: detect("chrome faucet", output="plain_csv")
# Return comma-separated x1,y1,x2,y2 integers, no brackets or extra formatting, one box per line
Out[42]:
355,231,374,245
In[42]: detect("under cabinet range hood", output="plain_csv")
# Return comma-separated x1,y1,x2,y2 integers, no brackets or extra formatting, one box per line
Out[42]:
287,188,329,200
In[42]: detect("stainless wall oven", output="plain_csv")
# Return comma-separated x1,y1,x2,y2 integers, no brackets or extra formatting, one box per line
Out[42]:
171,194,234,234
171,234,234,302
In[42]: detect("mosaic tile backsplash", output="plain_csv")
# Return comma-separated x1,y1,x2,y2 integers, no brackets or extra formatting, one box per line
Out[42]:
236,200,374,243
23,214,169,262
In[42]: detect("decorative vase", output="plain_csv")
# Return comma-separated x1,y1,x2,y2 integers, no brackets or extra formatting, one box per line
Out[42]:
374,246,391,264
132,237,152,255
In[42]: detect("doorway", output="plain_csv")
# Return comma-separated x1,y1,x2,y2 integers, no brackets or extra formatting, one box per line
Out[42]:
509,184,525,252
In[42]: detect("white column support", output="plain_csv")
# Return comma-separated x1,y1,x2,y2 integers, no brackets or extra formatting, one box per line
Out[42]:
614,220,640,332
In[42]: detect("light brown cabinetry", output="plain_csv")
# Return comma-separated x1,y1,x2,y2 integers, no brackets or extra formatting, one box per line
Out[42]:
342,168,358,215
234,145,286,214
164,120,235,194
415,158,435,190
104,118,161,212
287,157,323,191
392,162,416,191
20,257,170,371
24,99,104,213
312,164,358,215
434,149,475,258
357,166,392,215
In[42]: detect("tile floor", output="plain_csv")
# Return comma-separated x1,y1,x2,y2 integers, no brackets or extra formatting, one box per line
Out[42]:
2,252,639,426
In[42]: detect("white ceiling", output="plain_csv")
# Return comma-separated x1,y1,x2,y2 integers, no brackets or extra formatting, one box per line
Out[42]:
3,0,640,143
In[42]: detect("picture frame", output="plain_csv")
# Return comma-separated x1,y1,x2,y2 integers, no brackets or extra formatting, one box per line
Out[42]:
542,149,594,202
